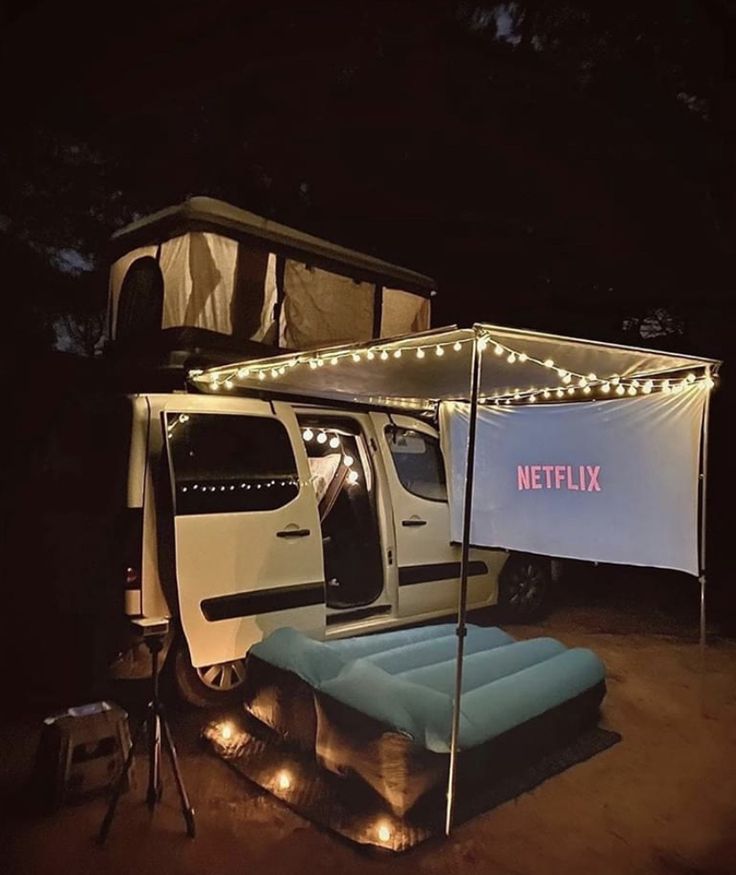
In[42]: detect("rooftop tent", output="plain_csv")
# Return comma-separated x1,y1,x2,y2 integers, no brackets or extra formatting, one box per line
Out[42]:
108,197,434,349
194,322,720,834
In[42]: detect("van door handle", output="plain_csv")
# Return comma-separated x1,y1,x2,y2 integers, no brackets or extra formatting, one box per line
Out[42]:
276,528,311,538
402,518,427,527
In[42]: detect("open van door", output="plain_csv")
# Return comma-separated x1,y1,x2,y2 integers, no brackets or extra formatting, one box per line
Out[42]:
370,413,503,617
162,397,324,668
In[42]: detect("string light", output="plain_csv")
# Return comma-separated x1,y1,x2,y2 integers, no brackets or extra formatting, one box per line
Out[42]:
302,428,314,441
328,435,340,449
198,330,717,410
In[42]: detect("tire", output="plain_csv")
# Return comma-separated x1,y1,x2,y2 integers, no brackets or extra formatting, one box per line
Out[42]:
497,552,552,622
171,638,247,708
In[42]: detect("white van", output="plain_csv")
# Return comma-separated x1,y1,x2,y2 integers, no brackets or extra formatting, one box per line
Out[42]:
109,388,552,706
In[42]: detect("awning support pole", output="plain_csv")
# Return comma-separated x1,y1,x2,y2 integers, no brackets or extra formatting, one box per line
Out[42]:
699,366,712,654
445,332,482,836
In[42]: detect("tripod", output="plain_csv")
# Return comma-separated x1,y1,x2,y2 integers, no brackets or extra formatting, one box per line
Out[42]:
98,634,196,842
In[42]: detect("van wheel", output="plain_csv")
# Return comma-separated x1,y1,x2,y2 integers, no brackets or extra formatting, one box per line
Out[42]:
172,639,247,708
497,553,551,622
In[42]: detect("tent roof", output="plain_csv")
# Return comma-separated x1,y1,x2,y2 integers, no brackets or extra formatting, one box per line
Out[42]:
110,196,436,296
191,323,720,409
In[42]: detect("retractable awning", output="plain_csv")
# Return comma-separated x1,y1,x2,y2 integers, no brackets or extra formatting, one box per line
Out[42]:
192,322,719,407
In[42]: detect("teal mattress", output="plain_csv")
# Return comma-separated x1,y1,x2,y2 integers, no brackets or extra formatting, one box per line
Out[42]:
249,623,606,754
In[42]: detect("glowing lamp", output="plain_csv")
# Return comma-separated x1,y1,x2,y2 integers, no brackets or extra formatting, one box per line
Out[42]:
302,429,314,442
377,822,392,843
316,432,327,444
328,436,340,449
276,770,292,791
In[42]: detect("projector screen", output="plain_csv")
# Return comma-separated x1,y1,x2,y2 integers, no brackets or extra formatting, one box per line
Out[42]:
440,391,706,576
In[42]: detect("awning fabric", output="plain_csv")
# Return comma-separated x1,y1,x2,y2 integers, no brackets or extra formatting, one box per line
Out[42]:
196,324,718,407
440,391,706,576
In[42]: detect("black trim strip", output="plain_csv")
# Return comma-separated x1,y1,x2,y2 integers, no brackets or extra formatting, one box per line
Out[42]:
201,581,324,621
326,604,392,626
372,284,383,338
398,561,488,587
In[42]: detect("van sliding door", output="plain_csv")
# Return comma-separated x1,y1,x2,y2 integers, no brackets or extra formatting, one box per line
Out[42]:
163,398,324,667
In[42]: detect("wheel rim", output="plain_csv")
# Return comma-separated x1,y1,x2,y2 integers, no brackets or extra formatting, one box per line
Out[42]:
195,659,246,692
507,561,546,613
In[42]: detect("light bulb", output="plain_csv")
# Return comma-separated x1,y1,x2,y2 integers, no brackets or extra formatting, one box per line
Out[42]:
616,384,625,396
588,372,597,381
237,368,250,378
567,387,575,395
687,372,696,383
276,770,292,791
578,377,587,388
611,375,620,385
302,428,314,442
328,435,340,449
219,722,234,741
435,345,444,356
309,360,318,370
494,344,504,356
557,368,567,378
627,385,637,396
602,382,611,393
224,379,234,389
562,373,572,385
583,386,592,395
347,470,359,484
416,348,425,359
352,353,360,362
477,337,488,351
529,395,536,403
453,341,462,352
507,353,517,364
367,350,375,360
643,381,653,394
556,389,564,398
518,352,528,362
316,432,327,444
393,348,402,358
544,358,554,368
343,455,354,467
632,379,640,388
258,371,265,381
377,823,391,843
380,350,389,360
330,357,338,366
317,358,324,367
543,389,551,399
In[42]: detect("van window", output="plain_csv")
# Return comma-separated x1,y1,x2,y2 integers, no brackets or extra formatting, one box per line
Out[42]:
166,413,299,514
385,426,447,501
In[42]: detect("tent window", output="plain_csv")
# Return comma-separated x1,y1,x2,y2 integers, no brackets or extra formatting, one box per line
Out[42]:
116,256,164,342
385,426,447,502
166,413,299,515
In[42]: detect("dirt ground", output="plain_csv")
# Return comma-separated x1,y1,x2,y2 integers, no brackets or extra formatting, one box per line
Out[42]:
2,608,735,875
